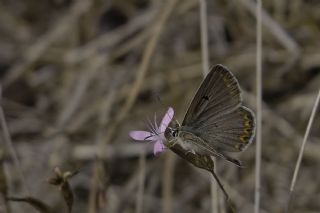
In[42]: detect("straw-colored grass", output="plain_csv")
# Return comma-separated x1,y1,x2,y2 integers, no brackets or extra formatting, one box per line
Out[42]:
0,0,319,212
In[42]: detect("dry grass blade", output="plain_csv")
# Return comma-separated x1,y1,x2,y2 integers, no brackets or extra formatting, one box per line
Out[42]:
0,86,29,196
0,151,10,213
210,158,218,213
6,196,52,213
254,0,262,213
286,89,320,212
209,171,236,213
136,149,146,213
199,0,209,76
199,1,218,212
162,152,176,213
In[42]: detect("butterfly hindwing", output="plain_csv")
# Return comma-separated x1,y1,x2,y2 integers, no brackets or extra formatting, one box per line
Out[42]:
192,106,255,152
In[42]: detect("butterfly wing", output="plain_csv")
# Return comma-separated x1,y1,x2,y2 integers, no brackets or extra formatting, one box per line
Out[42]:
182,64,242,126
182,65,255,152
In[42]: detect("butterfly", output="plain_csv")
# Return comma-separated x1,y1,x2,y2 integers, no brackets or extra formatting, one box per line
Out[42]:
163,64,255,207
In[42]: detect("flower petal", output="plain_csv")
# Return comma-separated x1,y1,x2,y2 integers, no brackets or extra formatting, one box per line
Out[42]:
153,140,165,155
160,107,174,133
129,131,154,141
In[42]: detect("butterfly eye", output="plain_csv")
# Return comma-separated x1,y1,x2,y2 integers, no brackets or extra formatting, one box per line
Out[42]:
171,129,178,137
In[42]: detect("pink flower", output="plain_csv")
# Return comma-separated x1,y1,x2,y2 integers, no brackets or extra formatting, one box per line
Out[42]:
129,107,174,155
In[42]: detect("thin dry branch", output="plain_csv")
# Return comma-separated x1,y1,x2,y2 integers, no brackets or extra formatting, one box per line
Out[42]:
0,87,30,196
162,152,176,213
255,0,262,213
286,89,320,212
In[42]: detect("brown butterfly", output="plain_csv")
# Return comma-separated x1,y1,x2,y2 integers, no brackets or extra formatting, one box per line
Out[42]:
164,64,256,209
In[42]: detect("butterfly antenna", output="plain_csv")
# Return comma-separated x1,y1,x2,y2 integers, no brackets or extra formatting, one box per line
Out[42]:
155,93,162,104
154,93,177,127
146,117,156,134
154,112,159,131
210,170,236,213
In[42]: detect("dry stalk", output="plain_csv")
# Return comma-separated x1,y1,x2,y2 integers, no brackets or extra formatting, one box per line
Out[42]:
254,0,262,213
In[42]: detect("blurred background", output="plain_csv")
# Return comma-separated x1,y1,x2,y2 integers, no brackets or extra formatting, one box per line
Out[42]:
0,0,320,212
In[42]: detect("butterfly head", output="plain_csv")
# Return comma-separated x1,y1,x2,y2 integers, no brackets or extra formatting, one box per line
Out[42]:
164,119,180,147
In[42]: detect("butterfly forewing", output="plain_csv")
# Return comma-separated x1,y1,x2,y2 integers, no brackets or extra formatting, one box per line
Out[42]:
182,65,242,126
182,65,255,153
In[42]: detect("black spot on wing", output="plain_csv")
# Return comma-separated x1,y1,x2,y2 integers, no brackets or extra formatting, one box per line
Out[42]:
203,95,209,101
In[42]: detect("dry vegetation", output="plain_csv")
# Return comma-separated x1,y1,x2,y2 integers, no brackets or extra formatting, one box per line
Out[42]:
0,0,320,213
